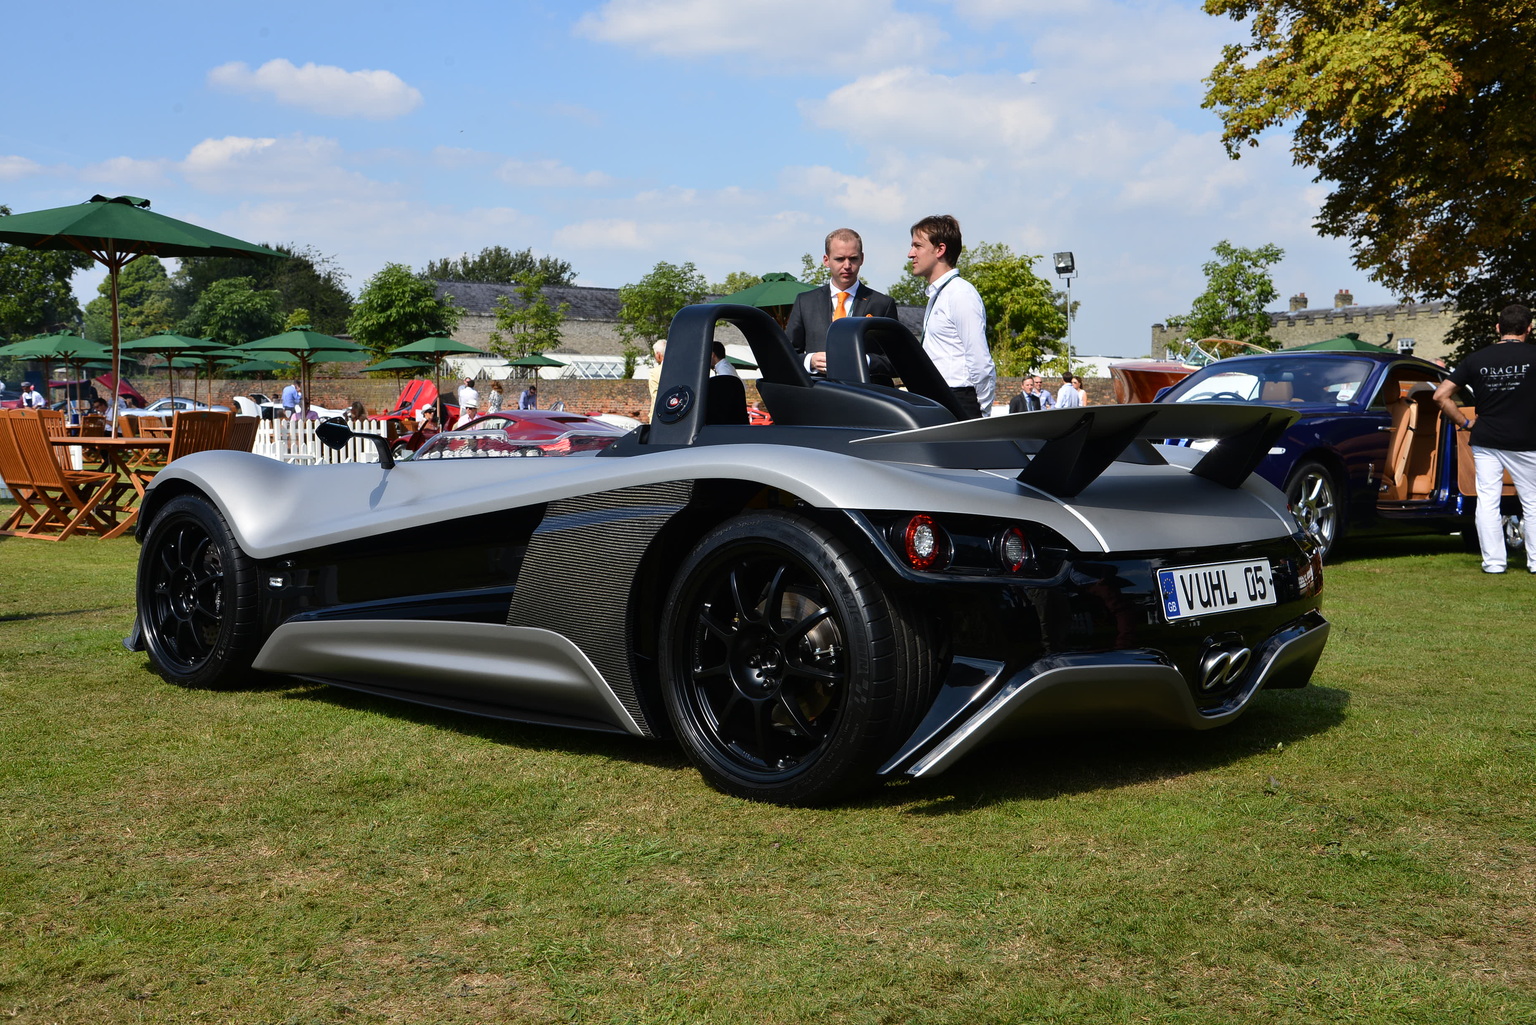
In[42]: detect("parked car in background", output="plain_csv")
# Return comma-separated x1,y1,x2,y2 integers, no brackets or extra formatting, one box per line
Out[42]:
234,393,346,420
119,396,231,418
1156,349,1519,559
130,306,1328,805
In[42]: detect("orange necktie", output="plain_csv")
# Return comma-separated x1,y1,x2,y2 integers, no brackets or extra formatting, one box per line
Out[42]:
833,291,849,319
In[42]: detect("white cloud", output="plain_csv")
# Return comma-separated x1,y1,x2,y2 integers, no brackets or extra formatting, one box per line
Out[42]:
576,0,940,73
554,218,649,251
207,59,423,119
79,156,171,192
808,68,1059,163
497,158,614,188
0,156,44,181
180,135,390,199
781,166,906,222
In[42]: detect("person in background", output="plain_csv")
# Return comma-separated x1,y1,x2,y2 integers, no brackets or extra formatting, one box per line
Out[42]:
647,339,666,405
710,341,740,378
280,380,302,418
347,401,368,422
456,378,480,427
1073,375,1090,405
1008,377,1039,413
907,215,995,418
1433,302,1536,573
519,383,539,409
1056,371,1083,409
487,383,503,413
785,227,899,377
20,382,45,408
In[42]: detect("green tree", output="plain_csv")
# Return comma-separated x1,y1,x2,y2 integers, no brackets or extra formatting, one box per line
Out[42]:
348,263,462,358
424,246,576,287
956,243,1071,376
1164,240,1285,350
487,272,569,359
617,261,709,370
797,252,831,287
173,244,351,334
710,271,762,296
1442,232,1536,363
0,205,94,338
83,256,175,343
178,277,285,347
1203,0,1536,304
886,261,930,307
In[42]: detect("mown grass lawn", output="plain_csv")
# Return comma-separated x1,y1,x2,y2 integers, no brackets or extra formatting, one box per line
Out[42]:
1,521,1532,1024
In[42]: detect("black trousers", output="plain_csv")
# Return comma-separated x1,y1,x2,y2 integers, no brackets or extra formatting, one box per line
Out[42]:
949,385,984,419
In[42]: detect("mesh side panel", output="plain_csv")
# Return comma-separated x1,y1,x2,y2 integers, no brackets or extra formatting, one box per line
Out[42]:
506,480,694,734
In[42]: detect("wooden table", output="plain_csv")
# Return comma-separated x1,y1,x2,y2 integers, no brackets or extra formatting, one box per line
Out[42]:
51,435,172,540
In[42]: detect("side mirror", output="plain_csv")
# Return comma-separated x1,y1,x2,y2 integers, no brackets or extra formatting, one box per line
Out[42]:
316,417,395,469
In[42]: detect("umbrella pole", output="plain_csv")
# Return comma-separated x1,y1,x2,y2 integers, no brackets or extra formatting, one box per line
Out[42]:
108,250,122,434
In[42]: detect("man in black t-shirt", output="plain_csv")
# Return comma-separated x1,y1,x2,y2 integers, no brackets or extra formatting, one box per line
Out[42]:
1433,303,1536,572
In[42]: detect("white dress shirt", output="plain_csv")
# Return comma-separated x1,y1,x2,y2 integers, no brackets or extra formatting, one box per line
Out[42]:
922,270,996,409
1056,381,1083,408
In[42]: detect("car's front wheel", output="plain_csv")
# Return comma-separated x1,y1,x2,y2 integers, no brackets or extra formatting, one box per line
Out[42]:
1287,460,1343,560
659,511,937,805
137,494,262,688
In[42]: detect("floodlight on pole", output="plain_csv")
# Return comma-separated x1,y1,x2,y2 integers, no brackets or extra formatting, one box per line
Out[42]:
1053,252,1077,362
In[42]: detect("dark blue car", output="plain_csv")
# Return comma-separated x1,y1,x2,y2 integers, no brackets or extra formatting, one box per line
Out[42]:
1156,350,1518,559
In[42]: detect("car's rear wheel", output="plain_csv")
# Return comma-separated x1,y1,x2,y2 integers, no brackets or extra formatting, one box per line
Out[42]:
138,494,262,689
1287,460,1343,560
659,511,937,805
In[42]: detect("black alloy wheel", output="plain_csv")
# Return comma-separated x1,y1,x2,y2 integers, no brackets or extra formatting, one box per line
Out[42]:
137,494,261,688
660,511,937,805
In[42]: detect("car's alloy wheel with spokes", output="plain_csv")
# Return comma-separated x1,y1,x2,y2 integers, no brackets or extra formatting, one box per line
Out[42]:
660,511,937,804
137,494,261,688
1286,460,1342,560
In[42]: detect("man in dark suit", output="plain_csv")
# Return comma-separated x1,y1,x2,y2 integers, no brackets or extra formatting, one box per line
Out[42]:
785,228,899,378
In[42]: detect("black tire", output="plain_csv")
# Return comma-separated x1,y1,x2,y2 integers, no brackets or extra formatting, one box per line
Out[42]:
137,494,262,689
1286,460,1344,560
659,511,938,805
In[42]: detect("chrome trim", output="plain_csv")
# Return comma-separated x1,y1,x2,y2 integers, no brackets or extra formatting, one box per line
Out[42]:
253,620,643,735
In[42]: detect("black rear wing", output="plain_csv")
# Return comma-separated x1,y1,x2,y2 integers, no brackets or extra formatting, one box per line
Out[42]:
850,404,1298,497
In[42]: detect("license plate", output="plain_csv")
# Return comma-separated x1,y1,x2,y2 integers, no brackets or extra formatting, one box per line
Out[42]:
1157,558,1275,622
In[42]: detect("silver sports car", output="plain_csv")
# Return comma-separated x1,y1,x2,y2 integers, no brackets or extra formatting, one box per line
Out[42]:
128,306,1329,804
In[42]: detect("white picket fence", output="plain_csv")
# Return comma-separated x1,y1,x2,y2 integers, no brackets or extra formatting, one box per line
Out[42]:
250,417,396,464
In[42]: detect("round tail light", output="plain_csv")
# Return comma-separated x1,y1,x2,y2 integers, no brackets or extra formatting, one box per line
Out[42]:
997,526,1032,572
900,514,947,571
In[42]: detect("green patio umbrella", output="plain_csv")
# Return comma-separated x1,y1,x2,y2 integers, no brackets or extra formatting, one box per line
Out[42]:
392,336,488,414
0,196,285,430
1287,332,1388,352
223,358,290,375
0,331,111,400
120,332,215,405
242,328,368,419
711,272,818,309
506,353,567,367
365,356,431,372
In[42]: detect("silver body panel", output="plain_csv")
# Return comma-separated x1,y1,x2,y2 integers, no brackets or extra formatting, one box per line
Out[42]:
150,441,1296,561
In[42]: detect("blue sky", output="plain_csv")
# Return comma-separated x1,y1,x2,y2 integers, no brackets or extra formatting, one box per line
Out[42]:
2,0,1387,357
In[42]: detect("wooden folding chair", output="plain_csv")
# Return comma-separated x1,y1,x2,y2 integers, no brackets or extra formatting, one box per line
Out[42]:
129,410,233,491
0,411,48,535
225,415,260,452
3,410,118,541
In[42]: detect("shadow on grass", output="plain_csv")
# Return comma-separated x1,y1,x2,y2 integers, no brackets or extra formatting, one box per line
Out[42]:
1,606,124,623
888,683,1351,813
277,677,691,772
252,669,1349,811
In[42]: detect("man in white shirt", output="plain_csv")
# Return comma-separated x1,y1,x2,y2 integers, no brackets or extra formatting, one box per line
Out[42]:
20,382,45,409
1055,372,1083,408
456,377,480,426
710,341,740,377
908,215,996,419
